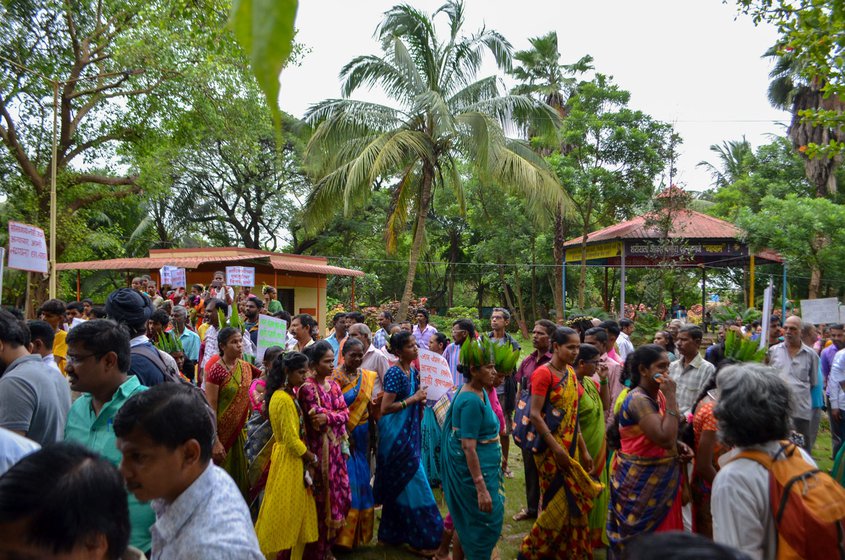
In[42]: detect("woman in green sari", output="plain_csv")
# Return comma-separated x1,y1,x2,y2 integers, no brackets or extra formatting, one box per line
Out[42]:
573,343,610,550
441,336,506,560
204,327,260,499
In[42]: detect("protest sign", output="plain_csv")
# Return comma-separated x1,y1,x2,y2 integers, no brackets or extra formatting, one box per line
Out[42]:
69,317,85,330
760,280,773,350
256,314,287,361
226,266,255,287
800,297,840,325
417,347,453,403
7,221,48,273
159,266,187,288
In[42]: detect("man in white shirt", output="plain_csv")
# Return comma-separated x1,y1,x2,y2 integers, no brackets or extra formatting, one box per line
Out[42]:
115,383,263,560
200,298,225,373
208,271,235,318
348,323,389,394
617,318,635,362
26,320,62,375
767,315,818,451
669,325,716,416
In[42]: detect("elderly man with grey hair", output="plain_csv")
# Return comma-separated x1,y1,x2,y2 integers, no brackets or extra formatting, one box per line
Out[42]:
711,363,817,560
170,305,201,366
767,315,818,451
348,322,389,394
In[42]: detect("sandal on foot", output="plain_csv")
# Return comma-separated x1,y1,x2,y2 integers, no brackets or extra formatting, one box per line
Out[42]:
512,508,536,521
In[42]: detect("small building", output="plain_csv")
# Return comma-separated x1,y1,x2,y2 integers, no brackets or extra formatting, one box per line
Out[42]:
56,247,364,328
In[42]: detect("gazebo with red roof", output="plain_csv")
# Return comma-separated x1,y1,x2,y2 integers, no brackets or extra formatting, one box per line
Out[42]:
562,187,782,318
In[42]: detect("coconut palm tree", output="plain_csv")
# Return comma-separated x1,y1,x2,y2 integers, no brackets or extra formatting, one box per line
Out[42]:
303,1,567,317
696,137,756,188
765,45,845,197
508,31,592,318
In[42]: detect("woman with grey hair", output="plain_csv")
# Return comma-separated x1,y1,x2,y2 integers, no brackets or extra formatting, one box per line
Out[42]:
711,363,817,560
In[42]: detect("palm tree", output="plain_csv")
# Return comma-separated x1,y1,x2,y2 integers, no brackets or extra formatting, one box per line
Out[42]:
508,31,592,318
696,137,755,188
765,45,845,197
303,1,567,317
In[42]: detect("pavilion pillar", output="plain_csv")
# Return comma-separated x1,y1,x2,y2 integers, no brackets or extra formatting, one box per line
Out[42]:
749,255,756,308
619,243,626,319
604,267,609,312
76,270,81,301
701,266,706,321
350,277,356,310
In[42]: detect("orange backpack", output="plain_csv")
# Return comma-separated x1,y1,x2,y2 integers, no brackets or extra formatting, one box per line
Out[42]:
734,441,845,560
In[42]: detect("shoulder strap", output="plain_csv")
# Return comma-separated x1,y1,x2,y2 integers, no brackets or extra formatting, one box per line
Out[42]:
131,343,169,374
732,449,775,469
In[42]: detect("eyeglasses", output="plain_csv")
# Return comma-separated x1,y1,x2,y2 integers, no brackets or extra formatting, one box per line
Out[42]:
66,353,96,366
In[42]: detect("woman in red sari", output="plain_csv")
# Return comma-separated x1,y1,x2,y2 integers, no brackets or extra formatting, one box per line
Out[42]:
299,341,351,560
607,344,693,557
204,327,260,500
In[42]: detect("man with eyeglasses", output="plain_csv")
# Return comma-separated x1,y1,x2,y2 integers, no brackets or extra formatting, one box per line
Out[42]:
63,319,154,554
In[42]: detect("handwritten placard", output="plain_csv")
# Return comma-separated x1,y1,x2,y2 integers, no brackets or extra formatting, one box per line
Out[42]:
159,266,187,288
226,266,255,287
7,221,48,273
256,314,287,361
417,347,454,403
800,297,840,325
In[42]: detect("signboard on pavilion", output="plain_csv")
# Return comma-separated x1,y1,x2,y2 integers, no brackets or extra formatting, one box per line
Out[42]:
565,241,621,262
7,221,48,273
625,241,746,258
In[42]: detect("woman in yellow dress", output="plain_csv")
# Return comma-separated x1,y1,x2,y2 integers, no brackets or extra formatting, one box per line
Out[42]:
254,352,319,559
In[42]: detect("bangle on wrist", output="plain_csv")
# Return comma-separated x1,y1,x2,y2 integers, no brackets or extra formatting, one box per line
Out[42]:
666,409,680,418
400,400,407,410
599,379,608,385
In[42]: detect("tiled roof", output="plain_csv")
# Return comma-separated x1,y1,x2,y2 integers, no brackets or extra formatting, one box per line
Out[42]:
56,250,364,277
563,209,743,247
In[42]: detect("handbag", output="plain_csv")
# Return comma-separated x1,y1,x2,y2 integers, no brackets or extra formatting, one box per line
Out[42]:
512,366,567,454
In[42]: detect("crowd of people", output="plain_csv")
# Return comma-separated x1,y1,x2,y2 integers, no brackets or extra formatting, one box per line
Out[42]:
0,275,844,560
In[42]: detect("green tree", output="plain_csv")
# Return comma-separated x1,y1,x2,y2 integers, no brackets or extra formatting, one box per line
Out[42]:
738,194,845,299
704,136,814,220
737,1,845,160
508,31,592,319
0,0,242,307
548,74,673,308
301,0,565,317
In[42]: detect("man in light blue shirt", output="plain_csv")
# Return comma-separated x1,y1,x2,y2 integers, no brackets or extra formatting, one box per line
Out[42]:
63,319,154,553
325,312,348,366
115,383,263,560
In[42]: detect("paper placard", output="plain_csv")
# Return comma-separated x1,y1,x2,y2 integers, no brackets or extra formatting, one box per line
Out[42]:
159,266,187,288
840,305,845,324
760,280,773,350
226,266,255,287
256,314,287,361
417,347,453,403
800,297,840,325
7,221,48,273
69,317,85,330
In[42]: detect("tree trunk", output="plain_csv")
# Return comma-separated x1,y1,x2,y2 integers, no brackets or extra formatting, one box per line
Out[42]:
511,265,531,339
497,264,528,339
398,168,434,319
578,208,592,310
552,205,565,320
809,263,822,299
530,238,538,324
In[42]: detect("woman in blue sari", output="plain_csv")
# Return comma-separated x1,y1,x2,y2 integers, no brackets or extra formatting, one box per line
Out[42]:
374,331,444,555
441,336,506,560
331,338,377,551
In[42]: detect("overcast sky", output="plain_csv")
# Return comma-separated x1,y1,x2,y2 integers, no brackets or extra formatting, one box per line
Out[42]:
279,0,790,192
